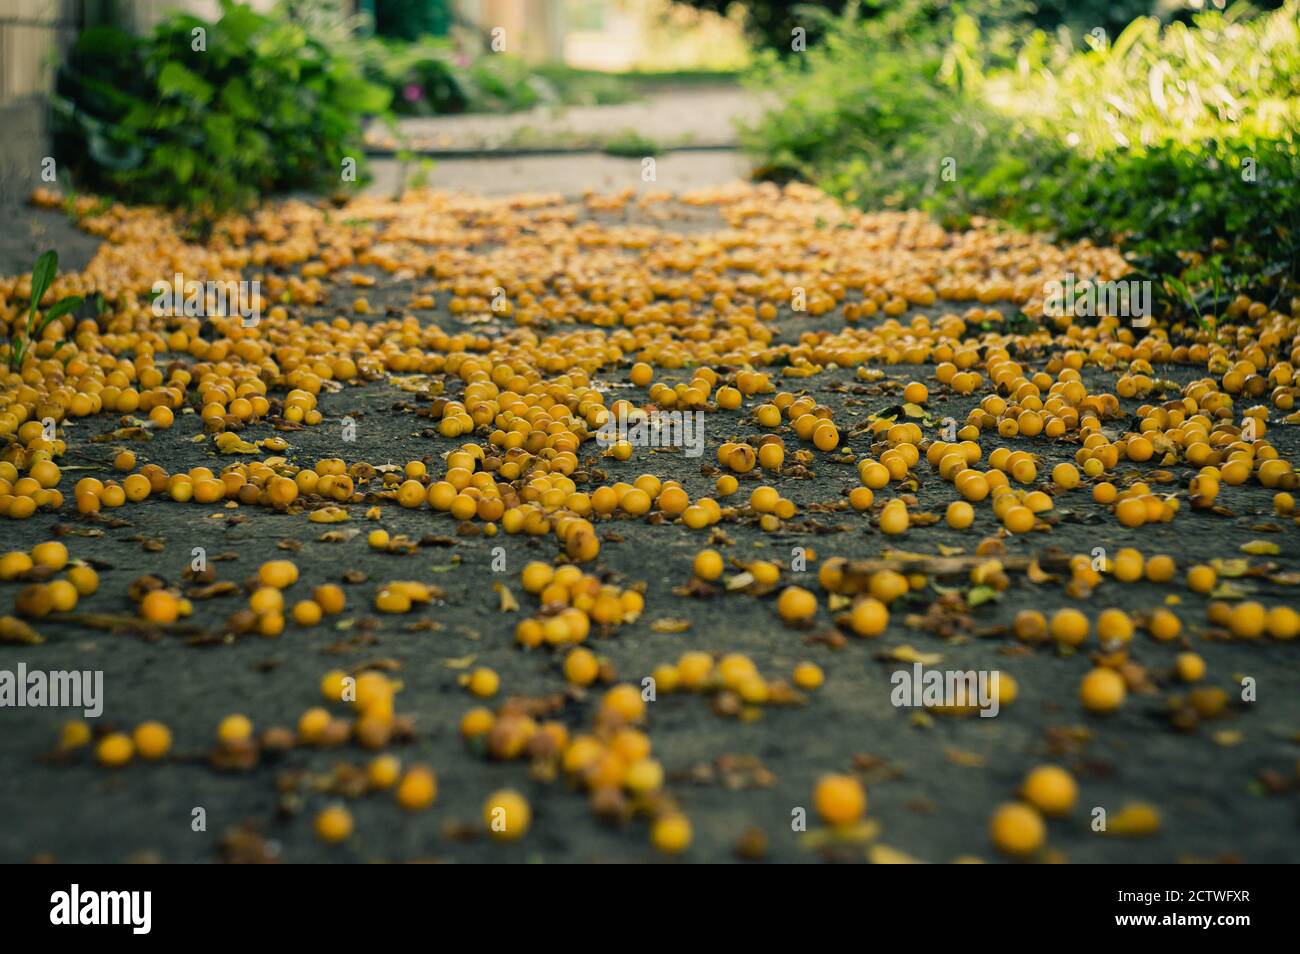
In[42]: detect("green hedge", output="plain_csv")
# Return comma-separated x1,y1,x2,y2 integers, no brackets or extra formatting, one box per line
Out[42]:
52,0,389,216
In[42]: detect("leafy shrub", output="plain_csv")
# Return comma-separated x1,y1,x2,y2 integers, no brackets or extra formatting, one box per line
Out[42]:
273,1,630,120
983,8,1300,158
349,35,472,115
741,0,1043,202
52,0,390,215
674,0,853,50
741,0,1300,298
373,0,453,42
463,54,557,113
1029,1,1181,35
1037,139,1300,303
350,33,581,116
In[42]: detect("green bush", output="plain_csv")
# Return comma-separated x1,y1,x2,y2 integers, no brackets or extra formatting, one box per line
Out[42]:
676,0,1200,50
373,0,453,42
52,0,390,215
741,0,1300,299
1029,1,1176,36
674,0,853,50
271,2,631,121
1038,140,1300,303
348,35,471,115
463,54,555,113
740,0,1041,201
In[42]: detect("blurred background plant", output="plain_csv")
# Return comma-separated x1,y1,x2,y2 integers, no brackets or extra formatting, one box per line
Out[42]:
672,0,1230,51
348,0,745,116
740,0,1300,304
52,0,389,216
41,0,1300,308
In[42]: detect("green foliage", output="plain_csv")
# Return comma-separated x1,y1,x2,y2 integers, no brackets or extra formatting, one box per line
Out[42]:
673,0,853,50
742,0,1300,299
532,66,641,107
8,252,84,372
351,37,639,117
373,0,453,42
601,130,664,158
675,0,1213,50
348,35,472,115
52,0,390,216
268,2,634,120
462,53,555,113
1039,139,1300,302
1029,1,1178,36
740,0,1036,199
984,7,1300,158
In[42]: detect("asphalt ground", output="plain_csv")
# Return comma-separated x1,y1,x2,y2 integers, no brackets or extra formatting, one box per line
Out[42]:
1,196,1298,864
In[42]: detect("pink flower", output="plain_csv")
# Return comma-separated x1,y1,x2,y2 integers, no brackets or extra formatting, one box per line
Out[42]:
403,83,424,102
